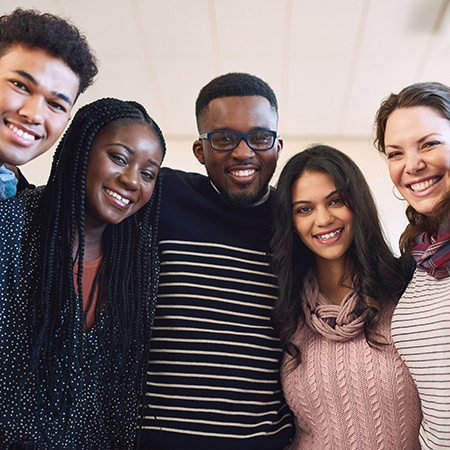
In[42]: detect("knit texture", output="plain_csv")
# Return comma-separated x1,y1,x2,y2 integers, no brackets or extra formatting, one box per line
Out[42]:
282,274,421,449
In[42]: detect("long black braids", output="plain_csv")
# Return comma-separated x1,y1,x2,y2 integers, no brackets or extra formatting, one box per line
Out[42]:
29,97,166,445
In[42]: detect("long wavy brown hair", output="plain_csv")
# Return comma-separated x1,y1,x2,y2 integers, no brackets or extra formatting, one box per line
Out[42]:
271,145,406,370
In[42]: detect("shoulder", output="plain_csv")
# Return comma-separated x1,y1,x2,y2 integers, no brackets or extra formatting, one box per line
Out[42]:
0,188,42,226
160,167,209,187
17,168,36,192
159,167,214,205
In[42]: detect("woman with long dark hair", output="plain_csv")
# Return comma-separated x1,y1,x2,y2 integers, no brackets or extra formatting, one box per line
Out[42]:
0,97,166,448
375,81,450,449
271,144,420,449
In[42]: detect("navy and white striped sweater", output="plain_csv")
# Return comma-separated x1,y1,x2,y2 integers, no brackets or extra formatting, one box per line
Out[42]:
139,168,294,450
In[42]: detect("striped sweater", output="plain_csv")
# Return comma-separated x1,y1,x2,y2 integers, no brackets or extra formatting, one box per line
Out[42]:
138,168,293,449
391,267,450,449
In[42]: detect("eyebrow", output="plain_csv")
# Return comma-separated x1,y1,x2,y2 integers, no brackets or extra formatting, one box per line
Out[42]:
291,189,339,207
110,143,161,169
15,70,73,106
386,132,443,149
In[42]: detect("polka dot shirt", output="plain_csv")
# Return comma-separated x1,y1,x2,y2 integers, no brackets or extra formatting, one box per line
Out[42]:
0,189,141,449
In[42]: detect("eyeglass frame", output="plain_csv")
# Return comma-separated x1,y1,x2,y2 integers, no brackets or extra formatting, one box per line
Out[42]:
198,129,278,152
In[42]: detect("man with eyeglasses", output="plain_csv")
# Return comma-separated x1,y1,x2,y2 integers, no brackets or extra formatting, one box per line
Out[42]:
138,72,294,450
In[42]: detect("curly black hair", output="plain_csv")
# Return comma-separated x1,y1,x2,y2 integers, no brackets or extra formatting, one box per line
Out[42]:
0,8,98,95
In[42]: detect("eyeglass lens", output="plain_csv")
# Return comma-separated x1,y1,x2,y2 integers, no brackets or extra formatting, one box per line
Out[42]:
211,131,275,151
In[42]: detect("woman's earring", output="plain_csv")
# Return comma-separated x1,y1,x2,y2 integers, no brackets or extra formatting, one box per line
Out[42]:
392,185,405,201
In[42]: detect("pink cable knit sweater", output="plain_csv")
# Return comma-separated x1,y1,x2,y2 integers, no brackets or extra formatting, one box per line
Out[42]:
282,273,421,449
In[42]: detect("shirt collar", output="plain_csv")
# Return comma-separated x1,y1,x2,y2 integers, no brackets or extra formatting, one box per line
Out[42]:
209,179,271,207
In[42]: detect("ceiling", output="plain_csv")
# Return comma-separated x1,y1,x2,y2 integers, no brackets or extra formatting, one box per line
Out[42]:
3,0,450,247
4,0,450,141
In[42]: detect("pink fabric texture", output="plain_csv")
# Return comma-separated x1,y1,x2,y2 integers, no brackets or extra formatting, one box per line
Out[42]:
282,273,422,449
302,271,367,341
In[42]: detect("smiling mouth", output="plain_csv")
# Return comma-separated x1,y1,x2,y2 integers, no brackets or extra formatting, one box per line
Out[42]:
315,228,343,241
105,188,131,205
409,177,441,192
229,168,256,177
6,122,37,142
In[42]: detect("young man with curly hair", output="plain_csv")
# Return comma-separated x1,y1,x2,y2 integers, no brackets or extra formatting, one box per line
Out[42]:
0,8,97,198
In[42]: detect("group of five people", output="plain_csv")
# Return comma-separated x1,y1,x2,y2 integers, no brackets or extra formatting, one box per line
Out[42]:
0,7,448,450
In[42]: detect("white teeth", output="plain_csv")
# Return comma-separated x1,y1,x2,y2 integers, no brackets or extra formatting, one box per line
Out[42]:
315,229,342,241
410,177,440,192
7,123,36,141
231,169,255,177
105,188,130,205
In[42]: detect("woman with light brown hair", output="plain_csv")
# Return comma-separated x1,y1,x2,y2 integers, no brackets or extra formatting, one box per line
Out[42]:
374,81,450,449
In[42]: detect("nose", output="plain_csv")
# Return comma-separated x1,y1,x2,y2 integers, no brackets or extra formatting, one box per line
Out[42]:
405,149,425,174
118,167,139,190
230,138,255,161
19,96,45,125
315,206,333,227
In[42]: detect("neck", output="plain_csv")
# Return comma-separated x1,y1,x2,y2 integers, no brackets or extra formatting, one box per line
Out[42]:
73,223,106,262
209,180,271,207
3,164,18,177
315,257,352,306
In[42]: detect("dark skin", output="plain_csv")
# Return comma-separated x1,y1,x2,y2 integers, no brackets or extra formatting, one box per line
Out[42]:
73,123,163,263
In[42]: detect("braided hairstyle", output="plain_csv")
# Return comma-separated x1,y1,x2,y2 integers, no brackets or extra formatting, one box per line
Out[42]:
30,97,166,444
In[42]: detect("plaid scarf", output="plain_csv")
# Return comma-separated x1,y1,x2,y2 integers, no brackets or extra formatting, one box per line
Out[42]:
410,227,450,279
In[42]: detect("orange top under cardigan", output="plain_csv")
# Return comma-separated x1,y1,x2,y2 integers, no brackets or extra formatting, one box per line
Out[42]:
73,255,103,331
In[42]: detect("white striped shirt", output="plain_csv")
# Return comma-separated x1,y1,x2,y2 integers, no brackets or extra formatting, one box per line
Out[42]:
391,268,450,449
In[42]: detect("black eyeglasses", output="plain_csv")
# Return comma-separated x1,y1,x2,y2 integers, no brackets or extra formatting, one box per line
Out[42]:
199,130,277,152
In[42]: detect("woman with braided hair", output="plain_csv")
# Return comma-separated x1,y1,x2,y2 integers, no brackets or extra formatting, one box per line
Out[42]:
0,97,166,448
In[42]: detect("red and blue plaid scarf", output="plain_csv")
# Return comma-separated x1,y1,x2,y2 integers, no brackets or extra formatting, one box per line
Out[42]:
410,227,450,279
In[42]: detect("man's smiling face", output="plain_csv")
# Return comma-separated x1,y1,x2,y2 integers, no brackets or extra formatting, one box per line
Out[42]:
193,95,282,208
0,44,79,166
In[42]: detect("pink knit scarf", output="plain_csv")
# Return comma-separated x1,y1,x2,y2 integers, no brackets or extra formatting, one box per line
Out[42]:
301,271,367,341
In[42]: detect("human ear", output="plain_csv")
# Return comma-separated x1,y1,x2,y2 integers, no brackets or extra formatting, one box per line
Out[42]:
193,140,205,165
276,137,283,159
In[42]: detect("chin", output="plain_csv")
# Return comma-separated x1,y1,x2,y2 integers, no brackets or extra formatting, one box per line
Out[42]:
221,189,264,209
410,200,439,217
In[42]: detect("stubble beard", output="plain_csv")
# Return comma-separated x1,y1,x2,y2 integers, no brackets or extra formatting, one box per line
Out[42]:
219,183,269,210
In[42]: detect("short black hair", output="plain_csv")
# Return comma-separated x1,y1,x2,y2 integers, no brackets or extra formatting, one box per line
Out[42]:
195,72,278,127
0,8,98,96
